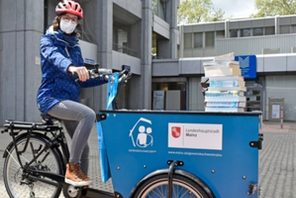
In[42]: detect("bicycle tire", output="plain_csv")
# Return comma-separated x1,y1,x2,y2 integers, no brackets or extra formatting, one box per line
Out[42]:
3,133,64,198
132,173,213,198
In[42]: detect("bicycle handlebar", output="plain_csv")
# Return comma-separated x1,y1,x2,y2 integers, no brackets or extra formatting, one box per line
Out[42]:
74,64,132,83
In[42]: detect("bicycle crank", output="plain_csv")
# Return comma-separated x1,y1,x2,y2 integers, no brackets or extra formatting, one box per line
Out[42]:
63,184,82,198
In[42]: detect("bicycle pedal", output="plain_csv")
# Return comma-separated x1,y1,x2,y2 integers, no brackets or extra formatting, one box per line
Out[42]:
64,184,82,198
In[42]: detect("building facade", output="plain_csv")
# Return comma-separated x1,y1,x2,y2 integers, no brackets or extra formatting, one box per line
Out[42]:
0,0,179,124
152,15,296,121
1,1,295,123
180,15,296,57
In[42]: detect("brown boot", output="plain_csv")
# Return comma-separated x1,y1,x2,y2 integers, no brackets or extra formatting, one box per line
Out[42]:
65,162,91,186
75,166,90,183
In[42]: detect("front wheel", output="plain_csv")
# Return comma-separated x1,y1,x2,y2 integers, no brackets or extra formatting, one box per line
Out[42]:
3,134,64,198
133,173,213,198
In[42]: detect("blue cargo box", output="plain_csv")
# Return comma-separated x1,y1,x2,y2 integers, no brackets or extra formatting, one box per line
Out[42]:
99,110,261,198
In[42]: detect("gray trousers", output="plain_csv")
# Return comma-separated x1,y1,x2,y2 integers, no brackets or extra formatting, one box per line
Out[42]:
48,100,96,173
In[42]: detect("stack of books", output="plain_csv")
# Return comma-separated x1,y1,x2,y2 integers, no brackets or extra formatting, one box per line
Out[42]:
203,56,246,112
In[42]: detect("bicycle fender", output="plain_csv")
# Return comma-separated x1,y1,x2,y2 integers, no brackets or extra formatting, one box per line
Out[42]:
2,141,14,158
131,168,214,198
2,133,62,159
2,133,39,158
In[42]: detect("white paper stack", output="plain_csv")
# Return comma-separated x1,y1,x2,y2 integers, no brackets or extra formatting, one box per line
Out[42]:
203,53,246,112
203,61,242,77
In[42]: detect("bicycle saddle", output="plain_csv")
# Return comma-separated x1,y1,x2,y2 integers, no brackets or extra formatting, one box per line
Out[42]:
41,113,58,125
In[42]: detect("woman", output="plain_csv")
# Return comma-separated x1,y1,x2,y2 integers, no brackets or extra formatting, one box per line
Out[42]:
37,0,106,186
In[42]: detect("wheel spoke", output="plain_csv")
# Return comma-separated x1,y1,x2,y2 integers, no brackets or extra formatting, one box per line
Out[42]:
5,149,22,168
134,175,210,198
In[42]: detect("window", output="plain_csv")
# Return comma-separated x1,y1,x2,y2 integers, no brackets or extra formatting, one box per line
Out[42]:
152,82,187,110
291,25,296,33
152,0,165,19
193,32,203,48
229,29,238,37
184,33,193,49
253,28,263,36
112,23,139,57
216,31,225,38
240,28,251,37
113,27,128,53
265,26,275,35
113,5,140,57
152,32,158,58
205,32,214,47
280,25,290,34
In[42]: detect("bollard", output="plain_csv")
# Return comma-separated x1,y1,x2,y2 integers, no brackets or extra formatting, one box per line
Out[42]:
280,106,284,129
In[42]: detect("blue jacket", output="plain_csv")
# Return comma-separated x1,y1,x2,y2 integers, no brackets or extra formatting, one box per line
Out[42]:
37,27,106,113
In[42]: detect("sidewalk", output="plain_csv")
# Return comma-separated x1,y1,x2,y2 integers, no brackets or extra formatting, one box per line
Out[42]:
259,122,296,198
261,121,296,133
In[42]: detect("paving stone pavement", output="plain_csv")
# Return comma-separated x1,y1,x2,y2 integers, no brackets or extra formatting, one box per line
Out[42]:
259,132,296,198
0,122,296,198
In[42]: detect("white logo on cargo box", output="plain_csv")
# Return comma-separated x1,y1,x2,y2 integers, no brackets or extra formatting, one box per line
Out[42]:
168,123,223,150
129,117,153,148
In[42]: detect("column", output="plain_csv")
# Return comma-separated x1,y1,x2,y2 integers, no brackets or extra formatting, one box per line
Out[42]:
141,0,153,109
96,1,113,109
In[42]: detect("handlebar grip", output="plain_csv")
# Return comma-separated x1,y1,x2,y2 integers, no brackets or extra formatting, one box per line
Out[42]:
98,68,112,75
72,72,79,79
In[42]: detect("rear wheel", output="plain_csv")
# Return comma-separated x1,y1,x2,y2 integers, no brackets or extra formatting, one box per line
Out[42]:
3,134,64,198
133,173,213,198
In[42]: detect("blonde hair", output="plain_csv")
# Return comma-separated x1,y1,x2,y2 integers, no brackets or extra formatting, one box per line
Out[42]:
52,16,61,31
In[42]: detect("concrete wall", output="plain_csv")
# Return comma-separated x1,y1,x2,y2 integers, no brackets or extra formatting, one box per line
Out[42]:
113,0,142,18
188,77,205,111
152,59,179,76
153,15,170,39
0,0,43,123
153,54,296,76
265,75,296,121
112,51,141,74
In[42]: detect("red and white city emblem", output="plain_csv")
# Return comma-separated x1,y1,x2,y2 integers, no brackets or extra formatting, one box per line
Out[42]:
171,126,181,138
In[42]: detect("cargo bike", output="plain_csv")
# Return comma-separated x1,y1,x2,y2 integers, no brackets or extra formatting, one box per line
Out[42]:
1,65,263,198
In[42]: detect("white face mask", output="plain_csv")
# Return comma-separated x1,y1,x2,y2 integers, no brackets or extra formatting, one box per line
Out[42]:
60,18,77,34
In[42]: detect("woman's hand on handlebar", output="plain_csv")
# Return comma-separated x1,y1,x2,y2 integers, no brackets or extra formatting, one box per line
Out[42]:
68,66,90,82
